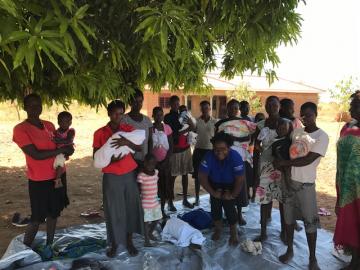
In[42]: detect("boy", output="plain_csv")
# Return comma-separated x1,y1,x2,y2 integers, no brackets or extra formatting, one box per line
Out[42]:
274,102,329,270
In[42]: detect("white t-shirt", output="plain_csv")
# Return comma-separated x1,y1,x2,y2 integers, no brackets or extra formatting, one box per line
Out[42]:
291,128,329,183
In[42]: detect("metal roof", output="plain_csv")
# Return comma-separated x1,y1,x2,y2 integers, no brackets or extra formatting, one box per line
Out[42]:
205,73,325,94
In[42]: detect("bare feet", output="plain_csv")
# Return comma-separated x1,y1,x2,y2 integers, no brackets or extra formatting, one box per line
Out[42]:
254,234,267,242
193,199,200,207
280,231,288,244
309,258,320,270
127,243,139,257
168,202,177,212
212,229,221,241
295,222,303,232
144,241,153,247
279,249,294,264
106,246,117,258
183,200,194,209
229,235,239,246
238,215,247,226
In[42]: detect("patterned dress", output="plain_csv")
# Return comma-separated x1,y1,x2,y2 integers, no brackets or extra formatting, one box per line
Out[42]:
334,121,360,250
255,120,283,204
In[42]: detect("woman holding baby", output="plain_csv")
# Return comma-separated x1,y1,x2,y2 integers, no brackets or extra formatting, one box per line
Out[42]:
93,99,144,258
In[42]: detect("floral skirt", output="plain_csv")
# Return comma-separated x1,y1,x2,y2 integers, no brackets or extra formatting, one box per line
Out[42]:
255,161,283,204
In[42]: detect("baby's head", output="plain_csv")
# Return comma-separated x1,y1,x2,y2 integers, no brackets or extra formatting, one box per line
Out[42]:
58,111,72,130
179,105,188,113
255,112,265,123
143,153,157,173
276,118,290,138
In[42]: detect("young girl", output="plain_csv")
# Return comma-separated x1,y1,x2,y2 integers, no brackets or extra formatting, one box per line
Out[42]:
137,154,162,247
53,111,75,188
152,107,173,218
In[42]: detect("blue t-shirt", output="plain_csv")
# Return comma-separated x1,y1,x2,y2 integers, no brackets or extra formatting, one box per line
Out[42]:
199,149,245,184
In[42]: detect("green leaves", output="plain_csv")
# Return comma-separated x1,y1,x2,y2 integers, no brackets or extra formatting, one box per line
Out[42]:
0,0,303,107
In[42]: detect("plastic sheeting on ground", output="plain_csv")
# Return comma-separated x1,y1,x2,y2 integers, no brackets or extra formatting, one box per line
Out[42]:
0,195,347,270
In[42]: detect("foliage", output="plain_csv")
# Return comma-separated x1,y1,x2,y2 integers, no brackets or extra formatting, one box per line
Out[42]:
0,0,303,107
226,83,262,112
329,76,359,112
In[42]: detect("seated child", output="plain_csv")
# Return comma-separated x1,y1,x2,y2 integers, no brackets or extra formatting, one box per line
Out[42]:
272,118,292,190
53,111,75,188
93,125,145,168
137,154,162,247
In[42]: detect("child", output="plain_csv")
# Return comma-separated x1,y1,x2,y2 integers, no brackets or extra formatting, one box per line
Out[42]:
137,154,162,247
53,111,75,188
152,107,173,218
255,112,266,123
272,118,292,191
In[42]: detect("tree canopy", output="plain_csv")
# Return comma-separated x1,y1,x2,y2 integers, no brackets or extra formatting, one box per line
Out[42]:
0,0,303,106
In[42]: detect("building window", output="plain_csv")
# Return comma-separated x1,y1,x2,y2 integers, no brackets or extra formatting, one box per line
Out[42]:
159,96,171,109
187,96,192,111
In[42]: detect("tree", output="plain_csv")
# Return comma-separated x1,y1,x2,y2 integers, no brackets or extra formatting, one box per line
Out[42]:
226,83,262,112
330,77,359,112
0,0,303,107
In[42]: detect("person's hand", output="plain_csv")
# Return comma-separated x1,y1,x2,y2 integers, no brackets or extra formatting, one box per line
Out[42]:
110,137,128,149
60,145,74,156
273,159,286,169
222,190,235,200
111,154,123,162
212,189,222,199
54,179,63,189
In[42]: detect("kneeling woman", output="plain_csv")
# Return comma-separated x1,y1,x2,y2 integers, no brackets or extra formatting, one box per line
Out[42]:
93,100,144,257
198,132,246,245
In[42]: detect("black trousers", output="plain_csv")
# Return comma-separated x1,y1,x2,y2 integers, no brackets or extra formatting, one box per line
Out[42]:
210,195,237,225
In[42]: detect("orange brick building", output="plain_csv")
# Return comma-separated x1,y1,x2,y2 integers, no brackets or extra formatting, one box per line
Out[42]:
140,73,324,119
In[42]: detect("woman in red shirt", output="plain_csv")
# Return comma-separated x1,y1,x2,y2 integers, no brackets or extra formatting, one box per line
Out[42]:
12,94,74,251
93,100,144,257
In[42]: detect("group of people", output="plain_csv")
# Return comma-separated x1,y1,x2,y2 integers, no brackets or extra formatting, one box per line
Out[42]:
12,89,360,270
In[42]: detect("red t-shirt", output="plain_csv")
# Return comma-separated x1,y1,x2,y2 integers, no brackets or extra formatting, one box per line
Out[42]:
13,120,57,181
93,124,138,175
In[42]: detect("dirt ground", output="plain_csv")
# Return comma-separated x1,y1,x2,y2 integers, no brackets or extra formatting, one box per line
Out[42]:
0,102,342,256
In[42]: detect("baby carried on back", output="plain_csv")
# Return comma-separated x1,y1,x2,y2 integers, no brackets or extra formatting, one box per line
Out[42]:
94,125,146,168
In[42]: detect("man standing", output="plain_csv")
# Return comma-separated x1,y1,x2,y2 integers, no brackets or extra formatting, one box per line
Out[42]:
164,95,195,209
274,102,329,270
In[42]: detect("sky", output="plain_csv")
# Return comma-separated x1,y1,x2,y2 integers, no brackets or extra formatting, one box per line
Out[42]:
275,0,360,95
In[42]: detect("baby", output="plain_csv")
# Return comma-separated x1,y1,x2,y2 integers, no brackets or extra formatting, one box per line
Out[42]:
93,125,145,169
137,154,162,247
53,111,75,188
179,105,197,145
272,118,292,189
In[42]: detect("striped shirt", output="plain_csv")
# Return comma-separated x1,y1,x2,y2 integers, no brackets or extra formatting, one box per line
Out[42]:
137,170,159,209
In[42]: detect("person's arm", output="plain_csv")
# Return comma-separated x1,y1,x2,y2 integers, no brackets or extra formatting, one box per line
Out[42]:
165,134,174,160
148,127,153,153
224,174,245,199
252,127,261,187
110,137,142,152
21,144,73,160
274,152,322,168
198,171,221,199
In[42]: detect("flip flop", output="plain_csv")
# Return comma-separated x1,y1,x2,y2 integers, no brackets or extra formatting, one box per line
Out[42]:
318,208,331,216
80,210,101,218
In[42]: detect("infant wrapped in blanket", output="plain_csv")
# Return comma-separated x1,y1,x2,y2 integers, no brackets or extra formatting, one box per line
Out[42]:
93,126,145,168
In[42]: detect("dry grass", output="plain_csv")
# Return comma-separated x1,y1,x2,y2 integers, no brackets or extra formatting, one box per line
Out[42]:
0,102,342,256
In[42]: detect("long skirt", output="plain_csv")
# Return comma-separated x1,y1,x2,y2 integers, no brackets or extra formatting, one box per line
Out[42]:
102,172,144,246
157,158,174,201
